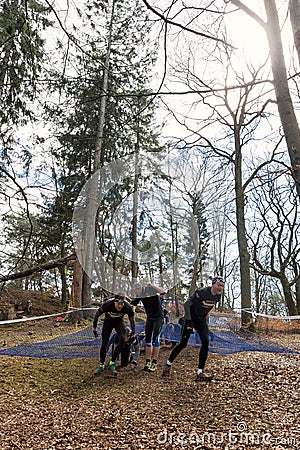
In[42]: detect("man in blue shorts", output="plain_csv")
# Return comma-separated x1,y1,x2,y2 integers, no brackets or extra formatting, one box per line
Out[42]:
131,282,165,372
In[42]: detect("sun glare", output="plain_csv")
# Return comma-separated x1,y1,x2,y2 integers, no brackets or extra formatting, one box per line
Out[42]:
226,12,269,67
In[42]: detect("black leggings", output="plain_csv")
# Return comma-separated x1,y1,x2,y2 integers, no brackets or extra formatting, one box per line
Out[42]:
100,318,126,364
168,317,209,369
111,339,131,366
145,316,163,346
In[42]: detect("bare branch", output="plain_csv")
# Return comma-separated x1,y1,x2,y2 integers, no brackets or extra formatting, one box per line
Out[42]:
229,0,267,28
141,0,235,48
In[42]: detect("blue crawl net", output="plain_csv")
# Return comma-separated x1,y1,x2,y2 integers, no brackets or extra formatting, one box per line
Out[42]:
0,321,298,359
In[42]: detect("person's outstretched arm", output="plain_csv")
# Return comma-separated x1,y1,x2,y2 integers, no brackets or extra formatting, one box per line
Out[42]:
129,314,136,336
93,306,104,337
146,282,165,294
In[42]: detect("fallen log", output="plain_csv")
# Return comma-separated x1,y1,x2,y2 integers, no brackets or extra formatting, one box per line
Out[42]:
0,254,76,283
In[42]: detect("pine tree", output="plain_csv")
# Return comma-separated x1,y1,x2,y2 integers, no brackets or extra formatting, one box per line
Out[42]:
0,0,50,147
41,0,164,303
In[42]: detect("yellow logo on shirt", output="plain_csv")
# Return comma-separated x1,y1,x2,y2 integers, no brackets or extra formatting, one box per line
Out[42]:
202,300,215,308
108,312,124,318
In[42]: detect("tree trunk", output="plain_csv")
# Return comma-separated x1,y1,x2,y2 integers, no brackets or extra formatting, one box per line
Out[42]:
293,260,300,314
231,0,300,197
78,1,116,300
131,141,139,282
59,264,68,308
235,142,253,329
71,257,84,308
189,253,199,295
169,185,180,303
280,275,297,316
158,254,164,287
254,271,260,313
189,199,202,294
263,0,300,197
289,0,300,65
296,279,300,314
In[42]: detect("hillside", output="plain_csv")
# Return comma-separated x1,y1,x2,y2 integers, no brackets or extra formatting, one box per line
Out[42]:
0,288,65,321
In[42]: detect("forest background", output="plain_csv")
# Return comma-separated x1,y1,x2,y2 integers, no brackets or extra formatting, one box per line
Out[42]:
0,0,300,327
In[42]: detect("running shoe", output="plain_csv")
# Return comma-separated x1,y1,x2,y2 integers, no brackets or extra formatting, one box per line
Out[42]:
94,363,104,376
162,364,171,377
108,361,117,376
195,372,213,382
130,360,138,366
148,362,157,372
143,361,151,371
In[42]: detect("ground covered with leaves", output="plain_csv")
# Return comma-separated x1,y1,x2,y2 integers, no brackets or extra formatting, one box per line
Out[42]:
0,334,299,450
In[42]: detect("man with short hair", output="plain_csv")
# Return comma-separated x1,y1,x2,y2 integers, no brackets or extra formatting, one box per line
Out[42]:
162,276,225,381
131,282,165,372
93,293,136,376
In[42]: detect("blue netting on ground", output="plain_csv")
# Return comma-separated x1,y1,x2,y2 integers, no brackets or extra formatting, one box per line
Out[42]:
0,321,298,359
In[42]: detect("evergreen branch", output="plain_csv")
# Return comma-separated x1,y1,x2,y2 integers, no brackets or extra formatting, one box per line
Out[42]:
43,0,107,71
0,166,34,270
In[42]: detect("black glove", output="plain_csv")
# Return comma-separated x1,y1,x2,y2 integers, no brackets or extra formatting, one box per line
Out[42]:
128,335,138,345
185,320,194,332
93,330,99,338
127,335,134,343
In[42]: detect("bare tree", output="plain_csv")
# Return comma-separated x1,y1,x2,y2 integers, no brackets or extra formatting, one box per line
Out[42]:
167,151,231,292
248,164,300,315
169,54,280,326
230,0,300,198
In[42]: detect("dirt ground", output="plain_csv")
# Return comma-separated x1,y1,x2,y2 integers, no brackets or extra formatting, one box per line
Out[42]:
0,333,299,450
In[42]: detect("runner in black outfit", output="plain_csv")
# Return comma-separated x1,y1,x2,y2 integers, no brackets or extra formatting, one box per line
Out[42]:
93,293,136,376
162,276,225,381
131,282,165,372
